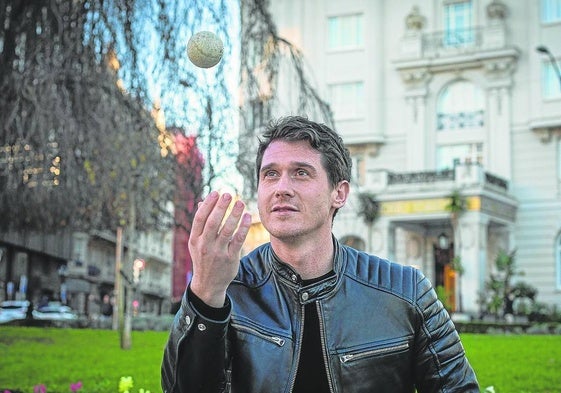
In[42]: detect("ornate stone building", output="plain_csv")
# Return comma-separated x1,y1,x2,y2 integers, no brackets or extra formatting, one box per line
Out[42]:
255,0,561,314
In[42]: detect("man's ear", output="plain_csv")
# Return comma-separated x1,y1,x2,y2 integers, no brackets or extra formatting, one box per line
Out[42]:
333,181,350,208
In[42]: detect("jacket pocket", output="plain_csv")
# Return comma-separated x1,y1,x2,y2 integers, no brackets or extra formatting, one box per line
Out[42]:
333,339,412,392
229,322,291,392
339,341,409,363
230,321,286,347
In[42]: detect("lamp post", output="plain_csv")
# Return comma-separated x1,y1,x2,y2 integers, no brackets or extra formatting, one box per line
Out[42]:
438,232,450,250
114,172,139,349
536,45,561,89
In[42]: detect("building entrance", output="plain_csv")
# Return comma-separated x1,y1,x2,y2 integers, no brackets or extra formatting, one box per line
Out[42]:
433,242,456,311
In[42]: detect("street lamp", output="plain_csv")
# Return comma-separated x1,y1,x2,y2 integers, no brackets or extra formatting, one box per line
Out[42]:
438,233,450,250
536,45,561,89
133,258,145,284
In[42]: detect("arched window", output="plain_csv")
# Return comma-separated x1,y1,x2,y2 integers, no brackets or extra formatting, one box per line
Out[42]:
436,80,485,170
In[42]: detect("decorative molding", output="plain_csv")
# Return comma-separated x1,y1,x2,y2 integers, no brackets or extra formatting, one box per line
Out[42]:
399,67,432,89
529,119,561,143
486,0,508,21
347,142,382,158
483,57,517,82
405,6,425,31
532,127,561,143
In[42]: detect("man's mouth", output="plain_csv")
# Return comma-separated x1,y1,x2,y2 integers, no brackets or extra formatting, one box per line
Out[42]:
272,205,297,213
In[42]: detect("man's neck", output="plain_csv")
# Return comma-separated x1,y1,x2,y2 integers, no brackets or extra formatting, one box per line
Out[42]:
271,235,334,280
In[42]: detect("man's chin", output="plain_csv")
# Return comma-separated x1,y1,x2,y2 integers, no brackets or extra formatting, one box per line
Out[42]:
266,225,299,240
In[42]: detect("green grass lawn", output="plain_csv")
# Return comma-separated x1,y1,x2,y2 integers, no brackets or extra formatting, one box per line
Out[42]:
0,327,166,393
0,327,560,392
461,334,561,393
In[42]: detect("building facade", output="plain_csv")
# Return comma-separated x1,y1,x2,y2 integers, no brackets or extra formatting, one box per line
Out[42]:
0,228,173,318
261,0,561,314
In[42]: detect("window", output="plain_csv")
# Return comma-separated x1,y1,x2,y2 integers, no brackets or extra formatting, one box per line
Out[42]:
541,60,561,99
328,14,364,50
443,0,474,47
436,143,483,170
328,81,365,119
435,80,485,170
437,81,484,130
542,0,561,23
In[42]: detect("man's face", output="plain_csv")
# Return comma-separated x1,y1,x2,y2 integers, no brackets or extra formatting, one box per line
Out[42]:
257,139,347,243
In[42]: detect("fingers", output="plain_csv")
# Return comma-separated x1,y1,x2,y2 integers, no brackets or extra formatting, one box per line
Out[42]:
216,199,244,244
190,191,220,239
229,212,252,255
188,192,250,306
191,192,250,250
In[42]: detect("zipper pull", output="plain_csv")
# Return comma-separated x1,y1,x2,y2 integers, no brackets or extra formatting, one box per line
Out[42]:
340,354,354,363
271,336,285,346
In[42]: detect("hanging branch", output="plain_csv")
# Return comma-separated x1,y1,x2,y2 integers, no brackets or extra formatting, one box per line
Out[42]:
0,0,235,233
237,0,334,198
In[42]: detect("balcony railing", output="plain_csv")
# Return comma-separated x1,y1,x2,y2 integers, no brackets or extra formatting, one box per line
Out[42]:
368,164,509,193
398,24,509,61
388,169,454,185
423,27,483,55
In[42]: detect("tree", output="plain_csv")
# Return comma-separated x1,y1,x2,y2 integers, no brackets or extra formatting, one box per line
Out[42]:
445,189,467,312
482,249,537,320
236,0,334,198
356,192,380,252
0,0,236,234
0,0,331,231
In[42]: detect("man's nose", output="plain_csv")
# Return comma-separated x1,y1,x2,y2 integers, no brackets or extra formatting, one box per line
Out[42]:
274,173,294,196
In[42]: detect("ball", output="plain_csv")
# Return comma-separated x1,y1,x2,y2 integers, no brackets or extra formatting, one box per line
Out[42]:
187,31,224,69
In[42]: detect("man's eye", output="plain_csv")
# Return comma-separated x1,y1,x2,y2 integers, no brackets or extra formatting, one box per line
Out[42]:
264,170,278,178
295,169,308,177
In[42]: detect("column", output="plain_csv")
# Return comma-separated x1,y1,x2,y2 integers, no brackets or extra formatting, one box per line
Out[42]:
457,212,489,314
401,69,431,171
485,59,515,179
372,218,396,261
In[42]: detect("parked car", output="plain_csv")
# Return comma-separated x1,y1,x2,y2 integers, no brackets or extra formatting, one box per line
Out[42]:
0,300,30,324
33,302,78,321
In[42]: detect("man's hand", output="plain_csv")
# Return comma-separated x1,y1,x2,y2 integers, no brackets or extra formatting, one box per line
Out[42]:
189,191,252,307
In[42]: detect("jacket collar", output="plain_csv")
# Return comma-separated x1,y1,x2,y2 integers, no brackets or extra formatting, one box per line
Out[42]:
269,236,346,303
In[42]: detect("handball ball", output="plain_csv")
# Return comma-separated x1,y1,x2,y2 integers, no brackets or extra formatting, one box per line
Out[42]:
187,31,224,68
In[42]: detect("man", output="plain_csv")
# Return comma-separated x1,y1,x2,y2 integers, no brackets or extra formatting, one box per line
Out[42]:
161,116,479,393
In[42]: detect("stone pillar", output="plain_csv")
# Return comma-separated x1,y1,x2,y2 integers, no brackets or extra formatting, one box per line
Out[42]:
372,218,396,261
485,59,515,179
457,212,489,314
401,69,431,171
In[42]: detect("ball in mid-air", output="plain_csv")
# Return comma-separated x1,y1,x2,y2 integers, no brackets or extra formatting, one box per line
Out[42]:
187,31,224,69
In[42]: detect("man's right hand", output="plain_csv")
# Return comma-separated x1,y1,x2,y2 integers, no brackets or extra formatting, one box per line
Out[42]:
188,191,252,307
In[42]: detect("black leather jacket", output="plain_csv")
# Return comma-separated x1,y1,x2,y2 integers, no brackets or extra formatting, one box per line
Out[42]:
162,240,479,393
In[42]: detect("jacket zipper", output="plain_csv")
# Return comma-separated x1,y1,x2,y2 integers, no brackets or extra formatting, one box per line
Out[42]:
339,342,409,363
288,304,305,392
317,301,335,393
230,322,285,346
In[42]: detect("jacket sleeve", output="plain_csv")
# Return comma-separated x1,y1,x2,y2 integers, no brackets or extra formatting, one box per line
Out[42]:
161,289,231,393
413,271,480,393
